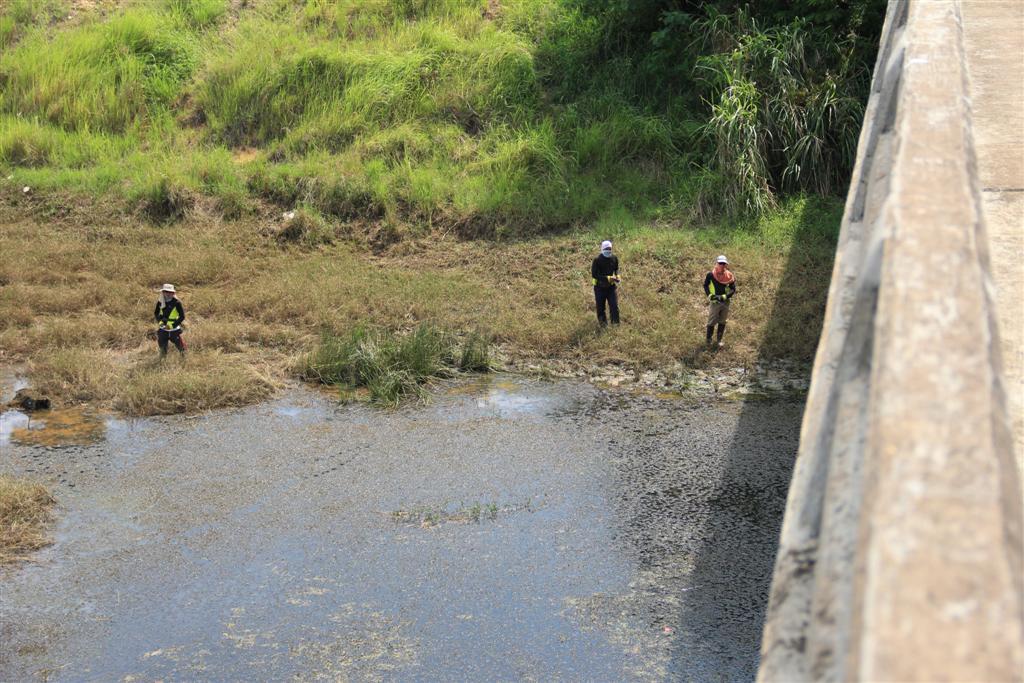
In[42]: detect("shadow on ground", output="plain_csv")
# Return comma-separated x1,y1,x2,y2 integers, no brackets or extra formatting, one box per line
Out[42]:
597,201,838,681
679,200,837,678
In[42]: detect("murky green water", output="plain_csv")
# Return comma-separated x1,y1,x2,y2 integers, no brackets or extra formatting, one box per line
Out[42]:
0,376,802,681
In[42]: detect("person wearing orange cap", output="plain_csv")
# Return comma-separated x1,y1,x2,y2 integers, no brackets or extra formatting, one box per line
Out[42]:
703,255,736,348
154,284,186,358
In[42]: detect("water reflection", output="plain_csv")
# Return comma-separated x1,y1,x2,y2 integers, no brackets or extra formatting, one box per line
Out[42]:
0,407,130,447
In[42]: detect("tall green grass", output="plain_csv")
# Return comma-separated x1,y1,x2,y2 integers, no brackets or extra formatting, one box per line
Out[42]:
298,324,491,405
0,10,198,133
0,0,878,229
0,0,65,50
0,0,691,230
693,10,868,214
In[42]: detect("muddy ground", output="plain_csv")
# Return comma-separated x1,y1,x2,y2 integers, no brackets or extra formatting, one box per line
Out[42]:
0,376,802,682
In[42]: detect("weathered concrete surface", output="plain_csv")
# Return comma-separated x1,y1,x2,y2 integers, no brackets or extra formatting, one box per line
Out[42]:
758,1,1024,680
960,0,1024,494
0,378,803,681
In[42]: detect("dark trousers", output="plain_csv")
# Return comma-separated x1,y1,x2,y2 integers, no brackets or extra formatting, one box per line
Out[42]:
158,328,185,356
594,286,620,325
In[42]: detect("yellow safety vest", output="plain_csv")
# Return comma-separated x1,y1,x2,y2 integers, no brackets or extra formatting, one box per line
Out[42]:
160,302,181,330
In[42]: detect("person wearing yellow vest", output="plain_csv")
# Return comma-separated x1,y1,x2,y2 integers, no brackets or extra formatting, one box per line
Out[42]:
703,255,736,349
154,283,186,358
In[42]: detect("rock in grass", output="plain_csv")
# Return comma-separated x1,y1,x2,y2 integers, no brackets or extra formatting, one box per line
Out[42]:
8,389,51,412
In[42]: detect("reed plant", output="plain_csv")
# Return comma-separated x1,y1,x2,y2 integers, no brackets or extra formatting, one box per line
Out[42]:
692,10,869,215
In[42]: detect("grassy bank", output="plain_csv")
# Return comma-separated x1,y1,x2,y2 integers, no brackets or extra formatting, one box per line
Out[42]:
0,0,688,233
0,0,877,229
0,0,867,413
0,191,840,413
0,475,55,564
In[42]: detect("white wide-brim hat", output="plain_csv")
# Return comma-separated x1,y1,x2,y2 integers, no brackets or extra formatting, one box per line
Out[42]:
601,240,613,250
716,255,728,264
160,283,176,293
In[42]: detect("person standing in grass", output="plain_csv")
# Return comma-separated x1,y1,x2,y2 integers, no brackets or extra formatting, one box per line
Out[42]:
704,255,736,348
154,283,186,358
592,240,621,326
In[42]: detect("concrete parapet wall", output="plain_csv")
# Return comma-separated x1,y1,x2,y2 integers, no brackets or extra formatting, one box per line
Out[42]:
757,1,1024,680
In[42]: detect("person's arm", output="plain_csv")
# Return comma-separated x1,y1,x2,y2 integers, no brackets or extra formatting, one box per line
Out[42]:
175,300,185,324
591,258,599,285
611,256,619,281
154,301,162,324
726,281,736,299
703,273,713,299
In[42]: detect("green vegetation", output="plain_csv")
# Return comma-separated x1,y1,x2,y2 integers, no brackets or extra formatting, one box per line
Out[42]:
0,0,882,230
391,499,532,527
0,0,65,50
0,0,882,412
0,475,55,565
299,324,492,405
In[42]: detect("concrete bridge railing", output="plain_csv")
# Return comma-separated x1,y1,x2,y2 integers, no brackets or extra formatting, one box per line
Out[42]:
756,0,1024,680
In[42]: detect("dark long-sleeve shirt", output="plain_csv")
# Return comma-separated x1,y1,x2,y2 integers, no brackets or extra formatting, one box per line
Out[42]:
591,254,619,288
154,297,185,330
703,272,736,300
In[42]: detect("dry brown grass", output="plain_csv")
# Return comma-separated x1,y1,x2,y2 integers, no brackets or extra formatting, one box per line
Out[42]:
0,475,56,564
115,350,278,416
0,200,836,414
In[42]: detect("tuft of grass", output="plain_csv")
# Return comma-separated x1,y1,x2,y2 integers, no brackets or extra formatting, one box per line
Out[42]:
166,0,228,30
30,348,120,403
459,331,492,371
0,475,56,565
135,172,197,222
115,351,278,416
298,323,490,406
274,207,335,247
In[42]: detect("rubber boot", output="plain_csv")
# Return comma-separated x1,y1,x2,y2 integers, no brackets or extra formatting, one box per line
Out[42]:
706,325,715,346
716,323,726,348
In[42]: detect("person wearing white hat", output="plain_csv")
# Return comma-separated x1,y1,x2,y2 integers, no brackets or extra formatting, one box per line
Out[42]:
154,284,186,357
703,255,736,348
591,240,621,326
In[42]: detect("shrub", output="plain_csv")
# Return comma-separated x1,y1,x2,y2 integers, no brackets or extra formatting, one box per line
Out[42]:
693,11,869,214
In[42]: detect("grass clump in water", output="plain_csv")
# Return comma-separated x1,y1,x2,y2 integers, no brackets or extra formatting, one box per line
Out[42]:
299,323,491,406
115,350,278,416
0,475,55,565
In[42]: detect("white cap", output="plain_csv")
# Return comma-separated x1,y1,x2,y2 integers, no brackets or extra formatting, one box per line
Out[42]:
716,255,728,264
161,283,176,293
601,240,613,250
